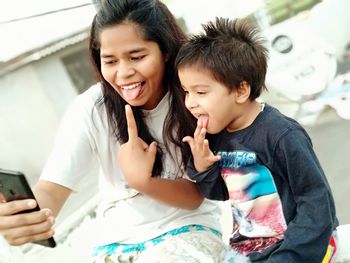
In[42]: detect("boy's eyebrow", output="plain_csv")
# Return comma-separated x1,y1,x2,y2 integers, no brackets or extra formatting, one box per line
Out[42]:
181,84,210,90
100,48,147,58
188,84,211,89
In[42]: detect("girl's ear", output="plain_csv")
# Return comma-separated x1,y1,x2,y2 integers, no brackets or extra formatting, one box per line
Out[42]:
235,81,251,103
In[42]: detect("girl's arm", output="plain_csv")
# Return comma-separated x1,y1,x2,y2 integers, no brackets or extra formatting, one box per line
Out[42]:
135,177,204,210
117,105,204,209
33,180,71,217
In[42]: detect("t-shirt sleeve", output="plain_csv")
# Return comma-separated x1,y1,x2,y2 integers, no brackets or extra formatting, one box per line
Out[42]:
40,95,99,192
268,128,336,262
187,158,229,201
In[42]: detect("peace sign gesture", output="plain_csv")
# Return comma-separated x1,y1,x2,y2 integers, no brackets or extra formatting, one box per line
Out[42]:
182,119,220,172
117,105,158,190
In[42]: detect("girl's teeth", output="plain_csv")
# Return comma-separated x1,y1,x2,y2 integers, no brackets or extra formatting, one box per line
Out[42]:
123,83,141,90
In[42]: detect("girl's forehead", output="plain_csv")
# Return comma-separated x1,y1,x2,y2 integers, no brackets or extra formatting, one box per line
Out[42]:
99,23,148,51
100,22,145,40
99,26,162,58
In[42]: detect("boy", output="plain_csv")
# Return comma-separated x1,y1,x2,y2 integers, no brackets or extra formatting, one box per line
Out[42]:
175,17,338,262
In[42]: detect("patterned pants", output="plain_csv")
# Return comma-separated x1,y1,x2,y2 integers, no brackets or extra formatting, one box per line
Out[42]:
222,231,338,263
90,225,227,263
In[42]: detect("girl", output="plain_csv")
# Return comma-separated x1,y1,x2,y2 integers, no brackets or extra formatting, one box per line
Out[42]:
0,1,226,262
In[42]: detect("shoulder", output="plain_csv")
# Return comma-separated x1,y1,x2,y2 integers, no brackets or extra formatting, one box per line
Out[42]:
74,83,103,110
251,104,312,153
59,83,105,129
260,104,306,138
65,83,104,117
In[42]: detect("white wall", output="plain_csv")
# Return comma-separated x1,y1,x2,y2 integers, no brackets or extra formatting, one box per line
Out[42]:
307,0,350,60
0,55,78,186
168,0,350,59
168,0,264,33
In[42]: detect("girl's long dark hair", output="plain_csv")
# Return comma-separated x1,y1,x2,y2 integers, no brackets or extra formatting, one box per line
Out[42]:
89,0,195,176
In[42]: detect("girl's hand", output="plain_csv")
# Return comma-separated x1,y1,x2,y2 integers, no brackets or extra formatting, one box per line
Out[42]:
182,119,220,172
0,198,55,246
117,105,158,191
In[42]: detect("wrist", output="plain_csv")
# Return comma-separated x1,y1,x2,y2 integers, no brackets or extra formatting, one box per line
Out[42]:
194,164,209,173
128,174,153,192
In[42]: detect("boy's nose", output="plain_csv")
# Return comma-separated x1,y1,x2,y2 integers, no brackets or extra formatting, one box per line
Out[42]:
185,95,197,109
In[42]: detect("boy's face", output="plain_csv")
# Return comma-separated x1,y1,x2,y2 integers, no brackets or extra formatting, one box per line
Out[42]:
178,65,240,134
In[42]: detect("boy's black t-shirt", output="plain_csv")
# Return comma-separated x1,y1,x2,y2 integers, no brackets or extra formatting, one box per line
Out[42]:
187,104,338,262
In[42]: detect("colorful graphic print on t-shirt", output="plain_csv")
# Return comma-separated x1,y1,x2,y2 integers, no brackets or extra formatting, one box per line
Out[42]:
218,150,287,255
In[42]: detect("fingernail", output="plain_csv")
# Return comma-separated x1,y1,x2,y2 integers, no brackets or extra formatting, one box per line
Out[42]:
49,217,55,224
45,210,51,217
28,200,36,208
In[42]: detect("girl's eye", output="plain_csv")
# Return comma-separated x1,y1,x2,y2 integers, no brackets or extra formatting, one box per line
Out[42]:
197,91,206,95
103,60,117,65
131,55,145,61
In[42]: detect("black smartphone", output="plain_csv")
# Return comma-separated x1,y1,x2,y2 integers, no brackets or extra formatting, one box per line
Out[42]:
0,168,56,248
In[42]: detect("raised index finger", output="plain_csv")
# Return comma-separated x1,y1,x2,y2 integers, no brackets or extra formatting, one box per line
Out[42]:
125,105,138,140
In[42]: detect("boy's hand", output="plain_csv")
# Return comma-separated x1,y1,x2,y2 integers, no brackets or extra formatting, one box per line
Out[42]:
182,119,220,172
117,105,158,191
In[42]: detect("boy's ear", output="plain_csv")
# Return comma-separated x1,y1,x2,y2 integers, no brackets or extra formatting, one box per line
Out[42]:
235,81,251,103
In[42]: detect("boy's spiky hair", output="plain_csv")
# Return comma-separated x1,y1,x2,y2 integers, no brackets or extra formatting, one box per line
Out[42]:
176,17,269,100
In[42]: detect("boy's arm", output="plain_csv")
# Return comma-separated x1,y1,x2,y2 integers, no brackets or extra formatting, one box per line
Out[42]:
268,129,336,263
187,159,229,201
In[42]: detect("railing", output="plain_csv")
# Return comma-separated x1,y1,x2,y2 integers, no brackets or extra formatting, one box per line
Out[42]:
1,196,350,262
0,193,100,263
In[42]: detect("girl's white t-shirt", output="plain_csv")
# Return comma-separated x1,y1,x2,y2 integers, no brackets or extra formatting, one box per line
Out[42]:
40,84,221,246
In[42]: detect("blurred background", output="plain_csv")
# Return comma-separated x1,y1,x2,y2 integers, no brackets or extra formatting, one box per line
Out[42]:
1,0,350,262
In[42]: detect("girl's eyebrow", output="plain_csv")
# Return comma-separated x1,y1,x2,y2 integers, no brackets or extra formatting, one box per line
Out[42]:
100,48,147,58
129,47,147,54
100,54,114,58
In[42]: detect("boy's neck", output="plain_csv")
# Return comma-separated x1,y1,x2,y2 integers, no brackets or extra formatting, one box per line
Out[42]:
226,100,262,133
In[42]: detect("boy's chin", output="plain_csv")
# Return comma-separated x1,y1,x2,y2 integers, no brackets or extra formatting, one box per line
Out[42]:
206,129,220,135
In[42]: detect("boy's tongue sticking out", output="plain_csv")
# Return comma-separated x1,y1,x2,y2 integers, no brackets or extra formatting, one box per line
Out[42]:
198,115,209,129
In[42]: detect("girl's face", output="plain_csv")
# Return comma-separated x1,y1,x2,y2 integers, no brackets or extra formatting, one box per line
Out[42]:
100,23,166,110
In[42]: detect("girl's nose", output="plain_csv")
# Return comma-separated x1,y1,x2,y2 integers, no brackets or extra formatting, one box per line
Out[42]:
117,61,135,79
